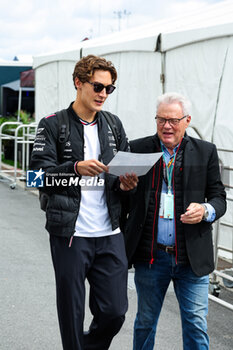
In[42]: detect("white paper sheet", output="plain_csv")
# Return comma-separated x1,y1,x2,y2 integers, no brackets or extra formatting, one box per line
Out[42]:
107,151,163,177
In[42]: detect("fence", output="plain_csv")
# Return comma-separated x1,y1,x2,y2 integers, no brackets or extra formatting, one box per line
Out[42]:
0,121,38,188
209,148,233,311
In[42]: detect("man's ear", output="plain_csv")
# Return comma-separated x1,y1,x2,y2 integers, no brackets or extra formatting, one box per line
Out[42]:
186,115,191,126
75,77,82,90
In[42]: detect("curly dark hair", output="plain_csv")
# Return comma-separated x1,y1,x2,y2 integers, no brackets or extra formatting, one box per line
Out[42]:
72,55,117,89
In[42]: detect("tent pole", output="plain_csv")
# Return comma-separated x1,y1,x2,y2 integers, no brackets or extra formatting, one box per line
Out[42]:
211,47,229,143
17,88,22,122
160,52,166,94
0,86,3,115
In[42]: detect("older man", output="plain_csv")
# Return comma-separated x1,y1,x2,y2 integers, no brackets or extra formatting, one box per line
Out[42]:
124,92,226,350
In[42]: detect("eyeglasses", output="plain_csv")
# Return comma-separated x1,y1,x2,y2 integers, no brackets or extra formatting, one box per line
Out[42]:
155,115,188,126
87,81,116,94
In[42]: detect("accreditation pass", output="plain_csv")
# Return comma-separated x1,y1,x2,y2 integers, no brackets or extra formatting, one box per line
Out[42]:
159,192,174,219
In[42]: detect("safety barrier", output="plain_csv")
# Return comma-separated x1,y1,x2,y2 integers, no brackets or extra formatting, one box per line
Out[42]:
0,121,22,187
0,121,38,188
209,148,233,311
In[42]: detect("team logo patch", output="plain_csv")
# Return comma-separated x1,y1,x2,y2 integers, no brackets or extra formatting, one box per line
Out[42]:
36,128,44,134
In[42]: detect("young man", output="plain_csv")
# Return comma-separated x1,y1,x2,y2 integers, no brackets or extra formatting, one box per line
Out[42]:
30,55,138,350
124,92,226,350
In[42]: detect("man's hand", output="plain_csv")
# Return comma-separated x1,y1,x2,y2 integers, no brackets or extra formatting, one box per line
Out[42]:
119,173,138,191
76,159,108,177
180,202,205,224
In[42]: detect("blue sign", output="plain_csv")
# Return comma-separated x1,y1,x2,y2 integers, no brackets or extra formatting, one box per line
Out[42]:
26,169,45,187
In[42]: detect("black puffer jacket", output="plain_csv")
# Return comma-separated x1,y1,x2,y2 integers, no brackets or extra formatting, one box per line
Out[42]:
30,103,130,238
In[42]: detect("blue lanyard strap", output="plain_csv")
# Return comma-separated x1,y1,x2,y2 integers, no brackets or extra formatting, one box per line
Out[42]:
160,138,183,193
160,141,176,193
162,154,174,192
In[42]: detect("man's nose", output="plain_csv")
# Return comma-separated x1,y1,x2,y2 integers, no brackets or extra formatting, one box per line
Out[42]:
99,88,107,98
163,120,171,127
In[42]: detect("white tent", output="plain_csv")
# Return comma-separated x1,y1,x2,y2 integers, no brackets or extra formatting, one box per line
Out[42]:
33,0,233,258
33,1,233,146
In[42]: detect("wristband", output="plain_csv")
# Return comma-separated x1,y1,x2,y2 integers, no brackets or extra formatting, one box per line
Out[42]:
74,161,81,176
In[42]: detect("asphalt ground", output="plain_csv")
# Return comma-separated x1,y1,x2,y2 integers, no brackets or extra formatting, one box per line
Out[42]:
0,179,233,350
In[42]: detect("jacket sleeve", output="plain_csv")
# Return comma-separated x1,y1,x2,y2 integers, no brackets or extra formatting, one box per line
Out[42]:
206,144,226,220
116,116,130,153
113,117,137,197
30,117,78,177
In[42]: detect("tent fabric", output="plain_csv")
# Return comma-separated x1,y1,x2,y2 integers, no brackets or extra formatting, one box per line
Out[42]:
2,79,34,91
164,36,231,143
2,79,20,91
35,61,76,117
32,2,233,149
33,0,233,140
160,22,233,52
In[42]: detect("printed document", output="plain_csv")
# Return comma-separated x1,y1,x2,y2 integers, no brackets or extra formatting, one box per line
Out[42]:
107,151,163,177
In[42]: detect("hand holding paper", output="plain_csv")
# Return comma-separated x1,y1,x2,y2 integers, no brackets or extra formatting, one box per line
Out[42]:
119,173,138,191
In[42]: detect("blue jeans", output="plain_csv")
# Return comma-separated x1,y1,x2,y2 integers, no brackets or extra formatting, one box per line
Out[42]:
133,250,209,350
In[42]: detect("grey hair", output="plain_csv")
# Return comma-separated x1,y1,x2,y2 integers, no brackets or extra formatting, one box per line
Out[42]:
156,92,192,116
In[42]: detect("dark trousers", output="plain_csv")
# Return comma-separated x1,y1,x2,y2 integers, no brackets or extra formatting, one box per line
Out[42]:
50,233,128,350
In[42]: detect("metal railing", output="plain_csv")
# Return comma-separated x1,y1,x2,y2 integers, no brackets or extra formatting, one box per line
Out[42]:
209,149,233,311
0,121,22,187
0,121,38,188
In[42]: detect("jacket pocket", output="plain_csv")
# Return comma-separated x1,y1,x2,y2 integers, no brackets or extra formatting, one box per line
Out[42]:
46,209,62,225
199,225,212,237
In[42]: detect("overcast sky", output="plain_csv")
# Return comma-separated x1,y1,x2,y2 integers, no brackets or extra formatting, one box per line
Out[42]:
0,0,224,62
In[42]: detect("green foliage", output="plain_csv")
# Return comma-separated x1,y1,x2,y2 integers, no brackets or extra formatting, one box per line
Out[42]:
0,110,35,167
0,116,17,124
0,110,34,134
19,110,32,124
1,154,21,169
0,117,18,134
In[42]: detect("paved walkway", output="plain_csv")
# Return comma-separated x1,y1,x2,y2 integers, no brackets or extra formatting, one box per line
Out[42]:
0,180,233,349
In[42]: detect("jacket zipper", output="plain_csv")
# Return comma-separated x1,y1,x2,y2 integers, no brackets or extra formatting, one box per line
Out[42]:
98,120,112,220
68,121,84,248
150,158,162,266
172,139,183,263
149,138,183,265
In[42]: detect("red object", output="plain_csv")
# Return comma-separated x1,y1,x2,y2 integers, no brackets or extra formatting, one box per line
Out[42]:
20,69,35,87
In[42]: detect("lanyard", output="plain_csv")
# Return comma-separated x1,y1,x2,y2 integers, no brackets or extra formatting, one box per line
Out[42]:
160,141,176,194
162,154,175,193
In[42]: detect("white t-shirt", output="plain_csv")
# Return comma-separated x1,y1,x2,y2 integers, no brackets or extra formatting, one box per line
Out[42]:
74,119,120,238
